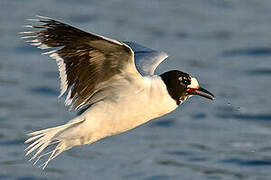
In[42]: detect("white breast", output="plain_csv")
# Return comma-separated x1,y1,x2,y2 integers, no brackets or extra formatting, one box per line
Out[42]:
145,75,178,117
82,75,178,141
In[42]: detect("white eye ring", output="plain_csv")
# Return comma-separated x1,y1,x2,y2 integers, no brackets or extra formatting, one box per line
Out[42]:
178,77,184,86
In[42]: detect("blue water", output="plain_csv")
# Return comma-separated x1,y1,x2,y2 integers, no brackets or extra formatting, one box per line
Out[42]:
1,0,271,179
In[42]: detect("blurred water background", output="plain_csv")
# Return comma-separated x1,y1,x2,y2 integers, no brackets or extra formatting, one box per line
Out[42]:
1,0,271,179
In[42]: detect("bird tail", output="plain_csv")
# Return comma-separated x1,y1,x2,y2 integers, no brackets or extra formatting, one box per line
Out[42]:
25,117,85,169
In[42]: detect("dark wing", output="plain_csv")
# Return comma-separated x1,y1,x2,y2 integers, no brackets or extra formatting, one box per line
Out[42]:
21,16,141,111
124,42,168,76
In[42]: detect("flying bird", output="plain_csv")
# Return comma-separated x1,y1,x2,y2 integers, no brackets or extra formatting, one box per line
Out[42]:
20,16,214,169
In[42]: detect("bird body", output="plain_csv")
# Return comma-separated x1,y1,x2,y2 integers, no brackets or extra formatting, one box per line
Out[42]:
80,75,177,144
21,16,214,169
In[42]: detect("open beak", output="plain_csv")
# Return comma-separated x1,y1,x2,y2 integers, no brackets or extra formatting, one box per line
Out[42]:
186,87,215,100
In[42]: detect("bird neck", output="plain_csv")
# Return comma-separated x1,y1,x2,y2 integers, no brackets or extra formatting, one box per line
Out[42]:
160,72,183,105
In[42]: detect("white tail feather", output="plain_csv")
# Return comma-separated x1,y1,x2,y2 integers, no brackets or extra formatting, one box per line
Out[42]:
25,118,85,169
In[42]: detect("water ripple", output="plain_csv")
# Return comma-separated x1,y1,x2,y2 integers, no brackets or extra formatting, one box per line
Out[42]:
191,113,207,120
29,87,58,96
143,175,172,180
188,157,209,162
221,47,271,57
220,158,271,166
217,113,271,121
156,160,247,178
244,68,271,76
17,176,46,180
0,78,18,86
150,119,176,127
164,150,193,156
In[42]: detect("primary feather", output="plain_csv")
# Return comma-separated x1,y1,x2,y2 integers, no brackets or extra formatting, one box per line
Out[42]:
21,16,140,111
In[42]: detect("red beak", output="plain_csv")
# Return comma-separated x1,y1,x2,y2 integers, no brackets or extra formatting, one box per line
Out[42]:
186,87,215,100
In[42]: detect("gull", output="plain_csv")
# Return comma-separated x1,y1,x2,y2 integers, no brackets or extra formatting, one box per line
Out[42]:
20,16,214,169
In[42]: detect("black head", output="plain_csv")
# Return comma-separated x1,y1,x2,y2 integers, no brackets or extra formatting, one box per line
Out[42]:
160,70,214,105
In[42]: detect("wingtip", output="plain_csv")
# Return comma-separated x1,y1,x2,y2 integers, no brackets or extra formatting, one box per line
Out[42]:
25,18,40,22
24,15,51,23
36,15,51,19
20,35,38,39
22,25,34,28
42,50,57,55
18,31,35,35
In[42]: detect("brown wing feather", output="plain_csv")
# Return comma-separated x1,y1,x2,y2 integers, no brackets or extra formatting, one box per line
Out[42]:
21,16,139,110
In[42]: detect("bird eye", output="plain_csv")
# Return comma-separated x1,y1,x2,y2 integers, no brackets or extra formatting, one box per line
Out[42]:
179,77,191,86
183,79,190,85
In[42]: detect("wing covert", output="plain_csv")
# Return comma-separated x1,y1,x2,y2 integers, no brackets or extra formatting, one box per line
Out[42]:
21,16,140,111
124,42,168,76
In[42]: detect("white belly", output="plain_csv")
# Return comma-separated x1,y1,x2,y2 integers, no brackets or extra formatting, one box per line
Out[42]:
81,76,178,143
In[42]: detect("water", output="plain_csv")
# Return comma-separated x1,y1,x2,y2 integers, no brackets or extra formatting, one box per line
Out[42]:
1,0,271,179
